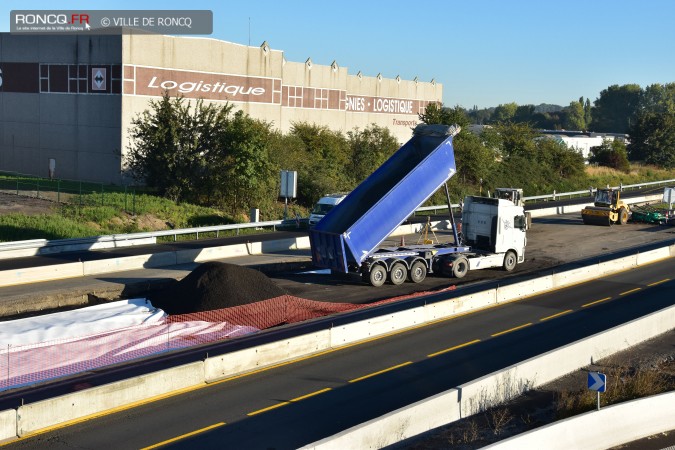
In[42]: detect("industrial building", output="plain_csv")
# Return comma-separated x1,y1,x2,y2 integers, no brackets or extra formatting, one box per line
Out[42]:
0,33,442,184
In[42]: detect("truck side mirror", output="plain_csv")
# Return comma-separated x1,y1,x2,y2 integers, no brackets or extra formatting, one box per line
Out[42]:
514,215,527,231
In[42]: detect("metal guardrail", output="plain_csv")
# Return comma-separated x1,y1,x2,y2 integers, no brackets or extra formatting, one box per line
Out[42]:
0,179,673,255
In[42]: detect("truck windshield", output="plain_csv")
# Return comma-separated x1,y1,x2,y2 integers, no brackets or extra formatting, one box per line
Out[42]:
312,204,334,215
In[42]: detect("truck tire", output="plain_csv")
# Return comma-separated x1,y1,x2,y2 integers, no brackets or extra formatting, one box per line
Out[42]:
619,207,628,225
452,256,469,278
503,250,517,272
389,262,407,285
368,265,387,287
408,260,427,283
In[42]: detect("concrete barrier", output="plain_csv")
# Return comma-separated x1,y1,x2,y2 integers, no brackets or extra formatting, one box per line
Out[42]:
0,262,83,288
552,263,599,288
0,409,16,443
81,251,178,276
204,331,332,383
597,254,637,276
483,391,675,450
424,289,497,321
496,276,554,304
301,389,461,450
330,307,425,346
175,243,250,264
636,246,671,266
16,361,205,437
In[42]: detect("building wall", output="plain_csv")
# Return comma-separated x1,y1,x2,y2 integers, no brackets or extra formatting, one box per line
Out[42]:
1,33,441,184
121,34,442,145
0,34,123,183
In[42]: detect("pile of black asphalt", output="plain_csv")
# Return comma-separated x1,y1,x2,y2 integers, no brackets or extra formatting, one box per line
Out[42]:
148,261,288,314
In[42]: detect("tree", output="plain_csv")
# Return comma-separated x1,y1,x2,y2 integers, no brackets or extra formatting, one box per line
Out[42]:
491,102,518,123
126,93,276,215
589,139,630,173
563,99,586,131
288,122,351,203
126,94,235,203
347,125,399,184
629,111,675,168
590,84,642,133
419,103,470,129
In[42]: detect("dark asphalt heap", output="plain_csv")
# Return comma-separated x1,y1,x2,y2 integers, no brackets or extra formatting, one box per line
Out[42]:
149,261,288,314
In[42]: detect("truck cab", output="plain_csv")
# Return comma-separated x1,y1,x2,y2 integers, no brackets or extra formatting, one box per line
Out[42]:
308,193,347,226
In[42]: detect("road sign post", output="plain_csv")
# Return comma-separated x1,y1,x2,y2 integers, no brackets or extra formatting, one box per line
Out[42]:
588,371,606,410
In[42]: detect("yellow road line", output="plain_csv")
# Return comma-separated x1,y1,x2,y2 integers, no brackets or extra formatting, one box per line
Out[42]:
491,323,532,337
428,339,481,358
247,401,290,416
140,422,225,450
582,296,611,308
291,387,332,402
540,309,573,322
619,287,642,296
648,278,670,286
348,361,412,383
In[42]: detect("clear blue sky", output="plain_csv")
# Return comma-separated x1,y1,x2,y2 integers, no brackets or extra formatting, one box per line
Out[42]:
3,0,674,109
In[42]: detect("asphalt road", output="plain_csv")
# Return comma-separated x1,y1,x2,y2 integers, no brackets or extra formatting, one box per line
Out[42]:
5,257,674,449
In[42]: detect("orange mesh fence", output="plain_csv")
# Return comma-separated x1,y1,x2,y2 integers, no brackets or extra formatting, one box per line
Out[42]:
1,286,455,392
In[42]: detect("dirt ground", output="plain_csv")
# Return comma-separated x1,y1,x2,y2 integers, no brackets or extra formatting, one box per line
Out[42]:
396,328,675,449
0,192,58,215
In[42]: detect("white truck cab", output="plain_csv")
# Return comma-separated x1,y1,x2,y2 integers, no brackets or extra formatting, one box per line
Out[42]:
308,193,347,226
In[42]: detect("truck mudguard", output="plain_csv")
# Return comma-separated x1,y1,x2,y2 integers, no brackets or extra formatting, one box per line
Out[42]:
309,124,459,272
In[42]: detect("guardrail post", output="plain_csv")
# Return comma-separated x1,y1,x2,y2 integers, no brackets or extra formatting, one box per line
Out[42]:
553,190,556,201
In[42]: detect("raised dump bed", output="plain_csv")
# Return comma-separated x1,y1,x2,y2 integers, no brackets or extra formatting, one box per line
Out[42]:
309,124,460,273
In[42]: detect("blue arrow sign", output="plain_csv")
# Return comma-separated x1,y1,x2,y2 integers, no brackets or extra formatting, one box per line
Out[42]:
588,372,606,392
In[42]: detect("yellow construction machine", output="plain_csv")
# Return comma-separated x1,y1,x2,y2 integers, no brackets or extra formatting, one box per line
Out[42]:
581,188,630,226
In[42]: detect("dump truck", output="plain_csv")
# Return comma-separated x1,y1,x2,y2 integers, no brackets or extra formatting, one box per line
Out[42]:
308,124,527,286
581,188,630,226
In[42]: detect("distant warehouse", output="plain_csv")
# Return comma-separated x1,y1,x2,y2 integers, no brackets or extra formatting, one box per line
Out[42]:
0,33,442,184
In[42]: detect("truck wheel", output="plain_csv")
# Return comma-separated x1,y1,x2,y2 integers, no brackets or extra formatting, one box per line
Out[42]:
618,207,628,225
389,262,407,285
368,265,387,287
452,256,469,278
503,250,517,272
409,260,427,283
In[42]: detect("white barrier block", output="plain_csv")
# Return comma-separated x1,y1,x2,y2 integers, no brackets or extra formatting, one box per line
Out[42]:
17,361,204,436
425,290,497,321
302,389,461,450
496,276,553,304
82,252,177,276
330,308,425,346
0,409,16,442
597,254,636,276
0,262,83,287
636,247,670,266
204,331,331,382
552,264,599,288
484,391,675,450
261,237,310,252
175,244,250,264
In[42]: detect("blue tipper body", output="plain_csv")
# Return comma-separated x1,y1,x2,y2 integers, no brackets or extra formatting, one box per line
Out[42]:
309,124,458,273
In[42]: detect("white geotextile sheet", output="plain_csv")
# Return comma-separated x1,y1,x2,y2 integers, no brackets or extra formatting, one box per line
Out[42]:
0,299,260,391
0,298,166,346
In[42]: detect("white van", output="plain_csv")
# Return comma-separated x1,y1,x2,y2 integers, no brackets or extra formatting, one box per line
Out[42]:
308,193,347,226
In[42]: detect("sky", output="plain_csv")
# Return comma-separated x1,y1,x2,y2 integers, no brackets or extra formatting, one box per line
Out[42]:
2,0,674,109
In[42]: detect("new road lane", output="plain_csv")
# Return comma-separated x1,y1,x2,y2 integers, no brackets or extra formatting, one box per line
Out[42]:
5,257,674,449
